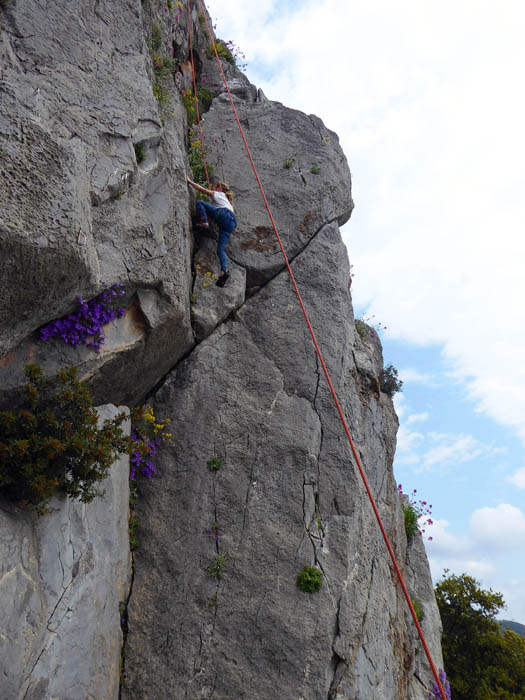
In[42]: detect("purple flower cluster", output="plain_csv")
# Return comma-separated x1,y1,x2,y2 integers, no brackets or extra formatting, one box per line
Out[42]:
428,669,451,700
130,432,161,481
224,38,247,71
40,284,125,351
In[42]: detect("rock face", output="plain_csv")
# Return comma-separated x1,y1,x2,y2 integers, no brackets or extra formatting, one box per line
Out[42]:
0,0,443,698
0,405,131,700
0,0,194,407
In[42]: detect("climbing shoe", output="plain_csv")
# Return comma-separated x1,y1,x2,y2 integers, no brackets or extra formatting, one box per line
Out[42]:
216,271,230,287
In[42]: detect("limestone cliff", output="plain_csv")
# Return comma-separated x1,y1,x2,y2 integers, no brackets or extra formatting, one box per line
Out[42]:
0,1,442,698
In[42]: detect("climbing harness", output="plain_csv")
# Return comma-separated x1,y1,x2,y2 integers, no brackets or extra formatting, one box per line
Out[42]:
187,3,448,699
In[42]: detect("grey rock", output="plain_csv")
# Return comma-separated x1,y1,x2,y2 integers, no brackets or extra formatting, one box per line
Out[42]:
122,225,438,699
191,235,246,342
0,405,131,700
405,527,444,700
197,98,354,290
0,0,194,406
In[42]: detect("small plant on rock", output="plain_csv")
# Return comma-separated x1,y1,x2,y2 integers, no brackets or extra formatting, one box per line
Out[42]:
152,54,174,81
148,22,163,52
206,40,235,65
398,485,433,540
188,134,212,187
411,597,424,622
207,456,222,472
128,514,141,550
207,553,227,580
296,565,323,593
134,143,146,164
310,165,321,174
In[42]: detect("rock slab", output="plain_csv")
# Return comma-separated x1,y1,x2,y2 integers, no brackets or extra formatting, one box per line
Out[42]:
0,405,131,700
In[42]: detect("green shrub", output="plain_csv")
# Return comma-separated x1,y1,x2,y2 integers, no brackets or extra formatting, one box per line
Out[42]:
206,40,234,65
207,456,222,472
149,22,163,52
411,597,424,621
152,82,171,124
296,566,323,593
188,134,212,186
197,86,216,110
129,514,141,550
0,365,130,514
402,502,419,539
182,89,197,126
310,165,321,174
283,159,294,169
152,54,174,81
207,554,227,580
355,318,371,340
380,363,403,396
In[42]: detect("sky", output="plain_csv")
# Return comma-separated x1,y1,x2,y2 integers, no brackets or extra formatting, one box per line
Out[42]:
204,0,525,622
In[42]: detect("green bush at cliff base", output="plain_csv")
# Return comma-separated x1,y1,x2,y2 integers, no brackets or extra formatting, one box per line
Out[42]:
0,364,130,514
296,566,323,593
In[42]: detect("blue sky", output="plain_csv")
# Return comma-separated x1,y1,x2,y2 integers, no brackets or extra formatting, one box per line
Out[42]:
204,0,525,622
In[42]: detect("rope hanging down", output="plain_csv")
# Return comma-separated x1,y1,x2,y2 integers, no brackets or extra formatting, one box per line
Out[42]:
188,3,448,699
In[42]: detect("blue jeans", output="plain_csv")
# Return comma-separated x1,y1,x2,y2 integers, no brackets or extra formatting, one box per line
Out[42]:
196,201,237,271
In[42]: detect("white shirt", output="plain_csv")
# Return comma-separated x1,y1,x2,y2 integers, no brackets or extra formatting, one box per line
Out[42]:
212,191,234,213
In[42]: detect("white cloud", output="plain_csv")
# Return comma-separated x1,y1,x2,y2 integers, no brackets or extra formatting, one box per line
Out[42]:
399,368,437,387
506,467,525,489
395,430,504,473
470,504,525,550
405,412,429,425
426,519,470,556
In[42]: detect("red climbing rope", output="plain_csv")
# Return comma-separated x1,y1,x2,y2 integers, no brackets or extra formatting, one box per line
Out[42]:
189,3,448,699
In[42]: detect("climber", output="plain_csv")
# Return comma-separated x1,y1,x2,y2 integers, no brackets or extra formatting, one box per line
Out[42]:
186,176,237,287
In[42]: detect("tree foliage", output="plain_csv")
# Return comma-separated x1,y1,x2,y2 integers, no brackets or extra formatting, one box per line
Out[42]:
0,364,130,513
435,571,525,700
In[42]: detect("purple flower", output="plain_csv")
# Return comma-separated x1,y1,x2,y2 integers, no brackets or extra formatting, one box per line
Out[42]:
40,285,126,351
428,669,451,700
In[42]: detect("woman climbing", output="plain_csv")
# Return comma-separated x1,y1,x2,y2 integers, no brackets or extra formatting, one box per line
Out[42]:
186,176,237,287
